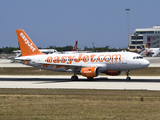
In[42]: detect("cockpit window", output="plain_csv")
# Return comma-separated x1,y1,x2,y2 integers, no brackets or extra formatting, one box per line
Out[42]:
133,56,143,59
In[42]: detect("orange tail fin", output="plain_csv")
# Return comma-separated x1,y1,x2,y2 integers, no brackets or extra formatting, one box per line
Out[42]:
16,29,44,56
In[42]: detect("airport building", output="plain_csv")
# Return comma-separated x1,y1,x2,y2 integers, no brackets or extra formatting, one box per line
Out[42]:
129,26,160,52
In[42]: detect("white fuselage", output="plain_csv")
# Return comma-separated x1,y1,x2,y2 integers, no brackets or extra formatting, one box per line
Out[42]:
16,51,150,73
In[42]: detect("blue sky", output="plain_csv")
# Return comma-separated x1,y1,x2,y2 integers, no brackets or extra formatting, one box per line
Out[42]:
0,0,160,49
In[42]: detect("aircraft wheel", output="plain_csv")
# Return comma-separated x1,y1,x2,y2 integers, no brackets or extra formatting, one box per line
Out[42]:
126,77,131,80
87,77,93,80
71,76,78,81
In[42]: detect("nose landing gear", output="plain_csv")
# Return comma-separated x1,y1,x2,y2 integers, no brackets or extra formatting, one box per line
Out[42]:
125,70,131,80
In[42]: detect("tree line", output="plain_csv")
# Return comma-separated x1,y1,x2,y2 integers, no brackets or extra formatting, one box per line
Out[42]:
0,47,20,54
0,46,127,54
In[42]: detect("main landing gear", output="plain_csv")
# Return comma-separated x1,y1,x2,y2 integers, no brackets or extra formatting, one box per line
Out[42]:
71,75,78,81
71,72,78,81
125,70,131,80
71,76,94,80
87,77,93,80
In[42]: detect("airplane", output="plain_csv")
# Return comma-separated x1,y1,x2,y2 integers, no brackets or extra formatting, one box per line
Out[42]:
58,41,79,54
72,41,78,51
62,41,89,54
15,29,150,80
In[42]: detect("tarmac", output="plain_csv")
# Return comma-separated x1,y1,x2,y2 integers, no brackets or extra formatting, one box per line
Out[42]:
0,75,160,90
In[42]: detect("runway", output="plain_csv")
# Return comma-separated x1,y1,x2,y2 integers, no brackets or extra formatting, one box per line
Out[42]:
145,57,160,67
0,75,160,90
0,59,30,67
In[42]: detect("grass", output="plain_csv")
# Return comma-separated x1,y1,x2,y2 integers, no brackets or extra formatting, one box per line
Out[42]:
0,89,160,120
0,67,160,76
0,67,70,75
0,68,160,119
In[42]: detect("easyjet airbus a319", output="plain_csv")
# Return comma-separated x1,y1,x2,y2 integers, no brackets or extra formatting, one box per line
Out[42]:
15,29,150,80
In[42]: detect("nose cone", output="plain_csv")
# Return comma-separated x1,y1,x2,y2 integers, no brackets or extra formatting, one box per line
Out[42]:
141,59,150,68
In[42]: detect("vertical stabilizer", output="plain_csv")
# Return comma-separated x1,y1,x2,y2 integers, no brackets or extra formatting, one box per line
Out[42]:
16,29,44,56
72,41,78,51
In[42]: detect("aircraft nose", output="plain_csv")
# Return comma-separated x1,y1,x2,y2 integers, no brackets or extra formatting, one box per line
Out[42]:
141,59,150,67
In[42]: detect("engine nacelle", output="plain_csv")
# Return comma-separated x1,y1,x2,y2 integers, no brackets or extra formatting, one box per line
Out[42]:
81,67,99,78
105,71,121,76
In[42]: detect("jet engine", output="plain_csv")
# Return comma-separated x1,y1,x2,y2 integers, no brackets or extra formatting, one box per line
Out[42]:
81,67,99,78
105,71,121,76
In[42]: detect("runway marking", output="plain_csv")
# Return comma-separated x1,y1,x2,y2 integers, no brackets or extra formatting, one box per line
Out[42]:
0,75,160,90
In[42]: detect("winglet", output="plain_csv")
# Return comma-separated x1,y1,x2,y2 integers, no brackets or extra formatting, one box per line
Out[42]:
16,29,44,56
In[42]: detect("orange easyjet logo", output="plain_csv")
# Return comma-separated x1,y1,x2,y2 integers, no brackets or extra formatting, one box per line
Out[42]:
20,33,36,52
46,54,121,64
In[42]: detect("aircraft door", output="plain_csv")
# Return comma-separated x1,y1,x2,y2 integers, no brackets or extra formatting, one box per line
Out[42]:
122,53,127,64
